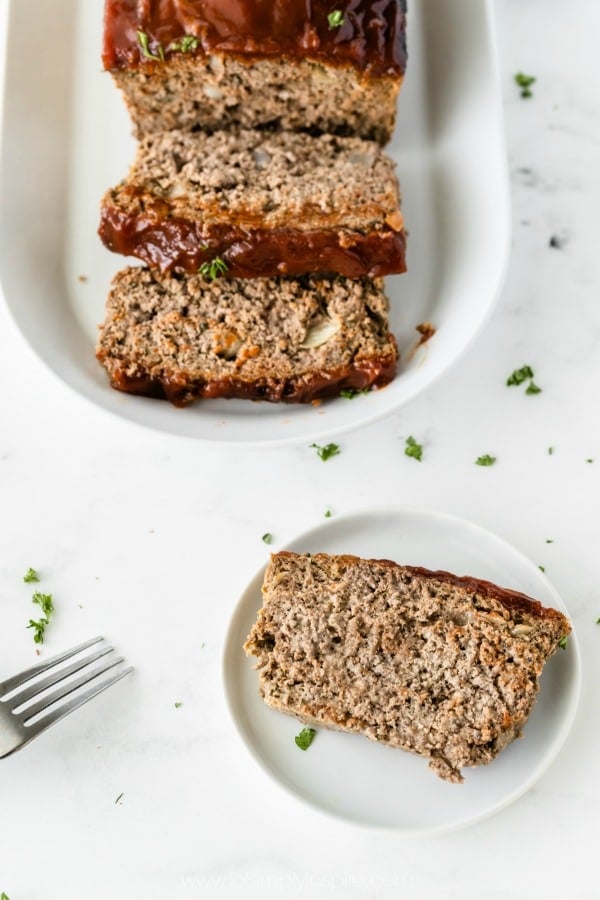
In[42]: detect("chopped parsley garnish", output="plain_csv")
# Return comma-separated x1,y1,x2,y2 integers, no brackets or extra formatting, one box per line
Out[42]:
32,592,54,617
546,539,554,544
311,443,341,462
596,618,600,625
168,35,199,53
525,381,542,395
538,565,546,573
295,727,316,751
137,30,165,63
23,567,40,583
548,446,554,455
1,893,10,900
27,618,49,645
324,508,333,518
586,458,594,463
507,365,534,386
515,72,536,98
327,10,345,29
199,257,228,281
262,533,273,545
174,702,183,709
27,592,54,644
340,388,369,399
404,436,423,462
558,636,568,650
475,454,496,467
507,365,541,395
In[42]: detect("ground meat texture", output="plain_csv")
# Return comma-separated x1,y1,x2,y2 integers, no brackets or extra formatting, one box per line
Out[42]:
99,129,406,279
103,0,407,144
244,553,571,783
96,268,399,405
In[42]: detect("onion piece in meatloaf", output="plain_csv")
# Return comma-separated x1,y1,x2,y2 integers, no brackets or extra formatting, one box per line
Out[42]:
99,129,406,280
96,268,399,406
244,552,571,782
102,0,407,144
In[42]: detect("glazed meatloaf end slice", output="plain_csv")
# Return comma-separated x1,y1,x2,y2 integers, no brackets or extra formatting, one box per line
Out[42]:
99,129,406,280
96,268,398,405
244,552,571,783
103,0,407,143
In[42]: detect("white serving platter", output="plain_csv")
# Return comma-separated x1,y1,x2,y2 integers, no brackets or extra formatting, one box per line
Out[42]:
224,509,581,834
0,0,509,446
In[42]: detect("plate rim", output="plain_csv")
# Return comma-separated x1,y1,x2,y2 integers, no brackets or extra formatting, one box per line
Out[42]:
222,505,582,836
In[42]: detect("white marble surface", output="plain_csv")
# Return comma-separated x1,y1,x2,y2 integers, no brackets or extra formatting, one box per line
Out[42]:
0,1,599,897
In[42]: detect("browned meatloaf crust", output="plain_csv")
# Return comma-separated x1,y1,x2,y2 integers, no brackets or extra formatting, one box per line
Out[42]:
96,268,399,406
103,0,407,142
99,129,406,279
245,552,571,782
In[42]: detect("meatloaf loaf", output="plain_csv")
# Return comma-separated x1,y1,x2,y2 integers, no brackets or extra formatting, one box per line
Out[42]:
103,0,407,143
99,129,406,280
97,268,398,405
245,552,571,782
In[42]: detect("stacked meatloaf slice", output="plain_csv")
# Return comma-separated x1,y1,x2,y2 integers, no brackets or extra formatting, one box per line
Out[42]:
99,130,406,279
103,0,407,143
97,0,408,406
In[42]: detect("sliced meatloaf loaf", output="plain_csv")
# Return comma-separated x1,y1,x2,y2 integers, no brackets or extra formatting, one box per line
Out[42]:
96,268,398,405
103,0,407,143
245,552,571,783
99,129,406,280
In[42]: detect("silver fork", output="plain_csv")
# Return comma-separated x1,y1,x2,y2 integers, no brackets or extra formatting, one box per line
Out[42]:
0,636,133,757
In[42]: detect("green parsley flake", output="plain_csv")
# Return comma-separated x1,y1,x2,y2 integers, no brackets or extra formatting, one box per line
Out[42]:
548,446,555,455
1,893,10,900
23,567,40,583
596,618,600,625
137,30,165,62
295,727,316,751
174,702,183,709
526,381,542,395
27,618,49,645
262,533,273,545
507,365,534,387
546,539,554,544
586,458,594,464
199,257,228,281
340,388,369,399
475,454,496,467
404,436,423,462
310,443,341,462
32,592,54,617
538,565,546,573
558,636,568,650
515,72,536,98
168,35,199,53
327,10,345,29
324,508,333,518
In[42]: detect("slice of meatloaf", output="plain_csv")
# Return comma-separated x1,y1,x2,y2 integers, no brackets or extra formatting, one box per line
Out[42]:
96,268,398,406
245,552,571,783
103,0,407,143
99,129,406,280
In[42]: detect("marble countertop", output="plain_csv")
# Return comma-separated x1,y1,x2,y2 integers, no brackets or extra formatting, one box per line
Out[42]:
0,0,598,897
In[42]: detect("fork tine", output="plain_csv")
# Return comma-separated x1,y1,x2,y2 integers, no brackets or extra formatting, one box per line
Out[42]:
24,666,133,741
18,657,126,722
8,644,115,710
0,636,105,697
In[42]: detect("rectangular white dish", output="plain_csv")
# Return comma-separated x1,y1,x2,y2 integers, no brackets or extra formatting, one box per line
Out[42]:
0,0,509,446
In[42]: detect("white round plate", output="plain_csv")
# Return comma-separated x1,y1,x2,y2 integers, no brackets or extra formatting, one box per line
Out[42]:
0,0,509,446
224,508,581,834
